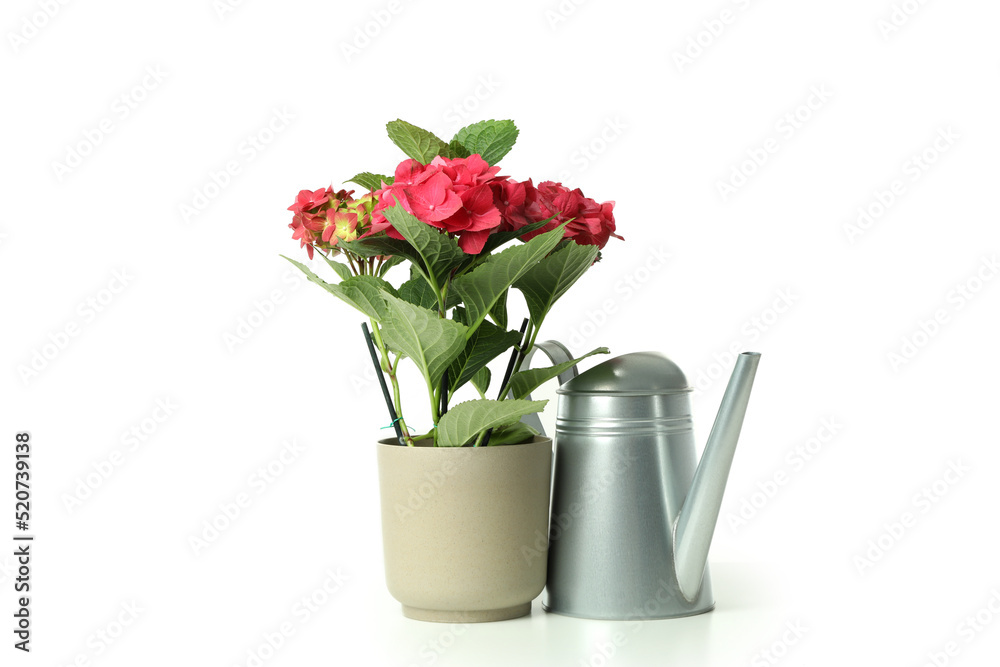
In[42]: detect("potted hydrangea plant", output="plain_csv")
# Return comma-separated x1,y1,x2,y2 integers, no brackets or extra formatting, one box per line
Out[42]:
283,119,621,622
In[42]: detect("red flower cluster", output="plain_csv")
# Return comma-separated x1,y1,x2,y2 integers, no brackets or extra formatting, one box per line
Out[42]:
368,155,621,254
369,155,503,254
494,179,622,250
290,155,621,258
287,187,374,259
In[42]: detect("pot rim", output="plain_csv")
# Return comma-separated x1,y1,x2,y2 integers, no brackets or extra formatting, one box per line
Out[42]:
377,435,551,448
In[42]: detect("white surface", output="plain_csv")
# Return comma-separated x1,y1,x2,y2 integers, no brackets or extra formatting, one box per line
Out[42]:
3,0,1000,665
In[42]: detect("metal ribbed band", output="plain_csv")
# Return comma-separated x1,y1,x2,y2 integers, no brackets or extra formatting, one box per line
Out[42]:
556,415,694,436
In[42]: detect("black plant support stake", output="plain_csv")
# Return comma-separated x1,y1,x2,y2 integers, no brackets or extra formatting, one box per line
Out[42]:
479,318,530,447
361,323,405,445
440,369,449,418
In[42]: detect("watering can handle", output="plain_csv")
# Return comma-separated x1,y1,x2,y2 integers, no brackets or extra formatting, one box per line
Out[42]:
517,340,578,437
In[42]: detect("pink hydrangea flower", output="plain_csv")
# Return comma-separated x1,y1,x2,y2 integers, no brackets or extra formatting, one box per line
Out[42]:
286,187,356,258
499,180,622,250
368,155,506,254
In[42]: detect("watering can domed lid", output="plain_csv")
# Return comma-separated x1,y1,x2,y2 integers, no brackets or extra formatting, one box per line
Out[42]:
557,351,691,395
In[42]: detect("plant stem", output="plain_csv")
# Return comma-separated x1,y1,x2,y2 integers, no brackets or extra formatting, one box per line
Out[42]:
370,320,412,445
345,253,355,274
434,274,453,423
429,381,440,446
437,274,451,317
387,356,410,443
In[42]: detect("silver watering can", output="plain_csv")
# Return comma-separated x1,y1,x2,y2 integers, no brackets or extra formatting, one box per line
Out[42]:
521,344,761,619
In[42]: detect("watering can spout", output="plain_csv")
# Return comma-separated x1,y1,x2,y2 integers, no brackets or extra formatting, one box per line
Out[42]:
673,352,761,600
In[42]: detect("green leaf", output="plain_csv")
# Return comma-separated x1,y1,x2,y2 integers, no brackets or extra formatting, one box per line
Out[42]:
472,367,491,396
282,256,394,321
386,119,448,164
398,275,439,310
398,267,462,311
487,421,538,446
345,172,392,191
382,203,465,291
451,223,566,335
318,253,352,282
447,320,522,393
437,398,547,447
489,288,508,329
451,120,519,165
514,241,598,323
508,347,610,400
335,276,395,321
445,139,471,159
379,293,468,390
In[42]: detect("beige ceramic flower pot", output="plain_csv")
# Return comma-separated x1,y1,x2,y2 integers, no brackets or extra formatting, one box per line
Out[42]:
377,436,552,623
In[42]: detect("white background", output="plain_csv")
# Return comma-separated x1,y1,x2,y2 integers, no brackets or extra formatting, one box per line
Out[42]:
3,0,1000,665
